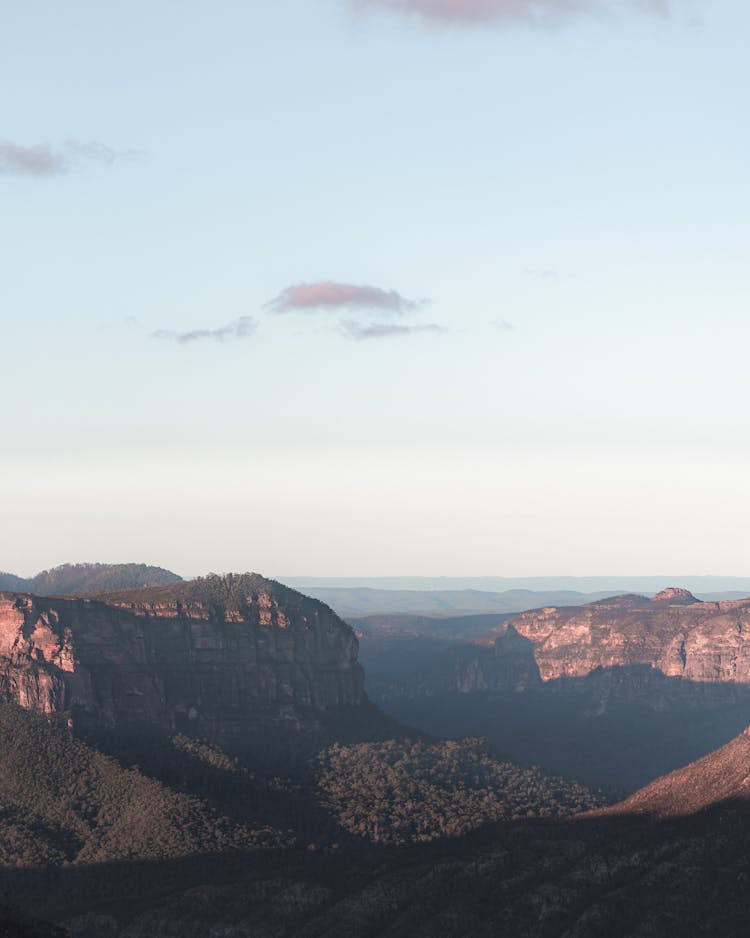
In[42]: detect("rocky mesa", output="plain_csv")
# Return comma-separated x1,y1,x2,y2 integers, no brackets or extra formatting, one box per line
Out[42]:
499,587,750,685
0,573,364,740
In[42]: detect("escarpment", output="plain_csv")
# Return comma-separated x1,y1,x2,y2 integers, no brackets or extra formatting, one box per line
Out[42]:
438,590,750,698
506,588,750,684
0,574,364,739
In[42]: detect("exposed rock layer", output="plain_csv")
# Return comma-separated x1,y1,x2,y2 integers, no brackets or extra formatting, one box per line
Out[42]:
506,589,750,684
0,574,364,739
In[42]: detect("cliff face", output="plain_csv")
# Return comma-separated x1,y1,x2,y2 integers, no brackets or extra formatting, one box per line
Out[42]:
503,588,750,685
451,624,542,694
435,588,750,699
0,574,364,739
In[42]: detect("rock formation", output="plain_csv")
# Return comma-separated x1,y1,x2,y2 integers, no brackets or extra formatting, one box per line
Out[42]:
0,573,364,740
364,589,750,702
505,588,750,684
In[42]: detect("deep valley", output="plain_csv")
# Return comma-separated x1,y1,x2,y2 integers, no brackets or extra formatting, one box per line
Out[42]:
2,566,750,936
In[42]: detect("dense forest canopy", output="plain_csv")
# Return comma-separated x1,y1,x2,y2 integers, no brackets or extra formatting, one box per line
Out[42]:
315,738,604,845
0,563,182,596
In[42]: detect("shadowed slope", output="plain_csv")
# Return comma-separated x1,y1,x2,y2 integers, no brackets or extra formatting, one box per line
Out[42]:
0,704,283,870
602,725,750,819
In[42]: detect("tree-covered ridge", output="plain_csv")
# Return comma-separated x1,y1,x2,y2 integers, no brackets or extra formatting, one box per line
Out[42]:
0,563,182,597
2,569,346,634
0,572,26,591
97,572,342,621
0,705,287,869
315,738,604,845
183,573,302,612
172,734,244,774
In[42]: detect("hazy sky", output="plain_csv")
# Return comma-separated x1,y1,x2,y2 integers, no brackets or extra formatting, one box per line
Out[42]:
3,0,749,577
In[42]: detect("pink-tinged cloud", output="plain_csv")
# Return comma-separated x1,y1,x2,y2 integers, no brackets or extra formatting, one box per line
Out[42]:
341,320,444,340
0,139,121,176
0,141,68,176
268,281,423,315
352,0,672,25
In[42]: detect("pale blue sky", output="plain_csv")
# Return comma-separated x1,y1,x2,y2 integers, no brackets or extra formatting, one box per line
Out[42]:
2,0,749,577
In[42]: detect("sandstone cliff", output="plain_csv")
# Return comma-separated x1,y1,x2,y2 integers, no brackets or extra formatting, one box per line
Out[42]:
442,588,750,698
505,587,750,685
0,573,364,740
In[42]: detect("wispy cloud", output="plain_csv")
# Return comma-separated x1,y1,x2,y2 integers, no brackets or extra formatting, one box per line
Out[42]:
65,140,120,166
351,0,673,26
0,139,123,176
341,320,444,340
525,266,563,282
105,315,141,331
150,317,257,345
268,281,424,315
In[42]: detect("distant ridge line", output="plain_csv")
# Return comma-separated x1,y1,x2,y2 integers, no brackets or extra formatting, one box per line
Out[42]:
279,575,750,593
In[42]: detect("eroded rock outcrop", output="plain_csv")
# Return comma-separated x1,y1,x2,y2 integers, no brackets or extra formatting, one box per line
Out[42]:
441,590,750,699
0,574,364,739
506,589,750,684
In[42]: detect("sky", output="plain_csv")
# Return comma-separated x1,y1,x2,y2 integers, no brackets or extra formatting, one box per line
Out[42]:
2,0,749,578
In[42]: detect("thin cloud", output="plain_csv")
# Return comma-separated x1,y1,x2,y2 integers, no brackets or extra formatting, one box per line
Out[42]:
268,281,424,315
351,0,673,26
525,266,563,282
341,320,444,340
0,142,67,176
150,316,257,345
65,140,120,166
0,139,124,176
105,315,141,331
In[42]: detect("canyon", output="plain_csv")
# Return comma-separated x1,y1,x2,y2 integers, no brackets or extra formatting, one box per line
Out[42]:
359,589,750,791
361,588,750,700
4,570,750,935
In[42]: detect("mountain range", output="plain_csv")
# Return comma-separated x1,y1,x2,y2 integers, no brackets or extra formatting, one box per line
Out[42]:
3,564,750,934
6,565,749,617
